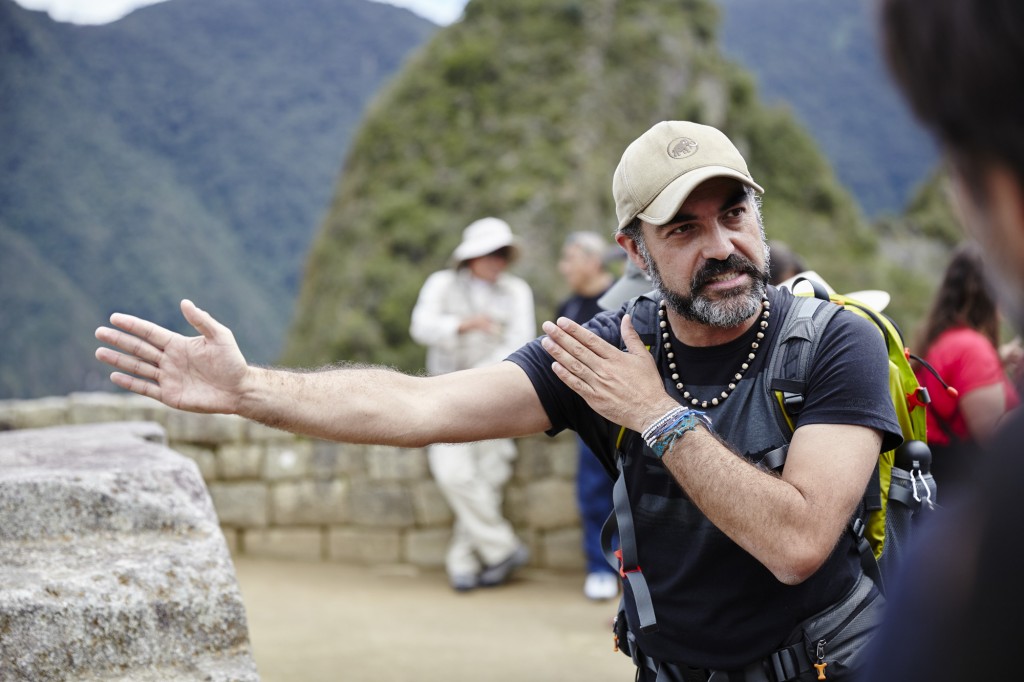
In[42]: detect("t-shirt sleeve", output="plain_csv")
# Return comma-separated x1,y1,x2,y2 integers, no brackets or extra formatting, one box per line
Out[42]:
947,329,1007,395
796,308,905,453
506,310,623,436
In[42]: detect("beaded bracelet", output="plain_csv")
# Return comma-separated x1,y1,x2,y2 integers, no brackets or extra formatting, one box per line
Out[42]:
642,406,714,459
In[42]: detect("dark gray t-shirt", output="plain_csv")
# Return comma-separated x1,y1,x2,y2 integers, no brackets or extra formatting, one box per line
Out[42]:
508,286,902,669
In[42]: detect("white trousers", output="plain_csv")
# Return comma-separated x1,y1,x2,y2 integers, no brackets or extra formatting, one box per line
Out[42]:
428,439,519,576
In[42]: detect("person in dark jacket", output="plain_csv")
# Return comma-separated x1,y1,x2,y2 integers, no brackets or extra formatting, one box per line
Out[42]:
857,2,1024,680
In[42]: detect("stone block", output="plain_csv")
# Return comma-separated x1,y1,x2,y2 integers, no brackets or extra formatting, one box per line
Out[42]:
0,397,70,431
173,443,218,482
540,527,586,570
217,443,264,480
525,479,580,530
504,483,529,527
244,420,298,442
365,445,428,480
220,527,241,555
243,527,323,561
164,411,246,445
309,440,366,478
546,434,580,479
512,440,555,482
0,422,257,682
411,480,453,526
348,481,416,527
262,440,313,480
327,527,402,564
271,479,349,525
208,482,269,528
404,527,450,568
67,392,166,427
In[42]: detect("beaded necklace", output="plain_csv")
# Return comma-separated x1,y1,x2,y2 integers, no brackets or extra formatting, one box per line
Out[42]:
659,296,770,409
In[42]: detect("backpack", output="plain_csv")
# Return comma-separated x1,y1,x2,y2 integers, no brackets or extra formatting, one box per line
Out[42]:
603,279,938,637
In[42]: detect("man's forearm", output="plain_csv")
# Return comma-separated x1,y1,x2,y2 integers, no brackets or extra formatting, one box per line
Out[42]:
236,364,429,445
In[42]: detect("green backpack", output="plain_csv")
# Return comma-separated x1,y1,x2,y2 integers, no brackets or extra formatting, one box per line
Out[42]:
766,278,937,591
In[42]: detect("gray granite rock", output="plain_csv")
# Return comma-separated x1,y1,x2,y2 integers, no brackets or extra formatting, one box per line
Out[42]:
0,422,259,682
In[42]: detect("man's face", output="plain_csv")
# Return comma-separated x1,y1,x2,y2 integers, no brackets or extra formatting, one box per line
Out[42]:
557,243,599,294
466,251,510,284
620,177,769,328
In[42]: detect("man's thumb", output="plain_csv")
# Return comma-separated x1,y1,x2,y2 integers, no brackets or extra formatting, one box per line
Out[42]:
620,314,649,355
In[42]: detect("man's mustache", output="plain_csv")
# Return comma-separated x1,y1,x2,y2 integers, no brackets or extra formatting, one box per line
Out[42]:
691,255,759,291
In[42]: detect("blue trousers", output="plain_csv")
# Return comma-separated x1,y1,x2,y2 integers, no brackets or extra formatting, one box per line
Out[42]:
576,436,617,574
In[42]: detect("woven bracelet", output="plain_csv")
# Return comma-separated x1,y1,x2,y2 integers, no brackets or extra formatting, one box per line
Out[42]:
643,408,713,459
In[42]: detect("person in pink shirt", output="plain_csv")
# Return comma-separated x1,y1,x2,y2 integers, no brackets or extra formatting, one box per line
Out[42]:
913,242,1020,499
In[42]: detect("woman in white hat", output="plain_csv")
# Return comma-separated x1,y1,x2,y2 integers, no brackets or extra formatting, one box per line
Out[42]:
409,217,536,591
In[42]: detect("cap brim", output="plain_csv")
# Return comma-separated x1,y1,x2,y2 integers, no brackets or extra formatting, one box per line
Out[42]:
597,266,655,311
452,239,519,264
639,166,764,226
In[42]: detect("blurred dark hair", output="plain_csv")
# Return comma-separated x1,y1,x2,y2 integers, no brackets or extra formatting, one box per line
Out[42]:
768,240,806,285
879,0,1024,201
916,242,1000,352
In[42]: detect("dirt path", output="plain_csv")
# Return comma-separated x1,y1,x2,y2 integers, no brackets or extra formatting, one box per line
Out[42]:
233,557,638,682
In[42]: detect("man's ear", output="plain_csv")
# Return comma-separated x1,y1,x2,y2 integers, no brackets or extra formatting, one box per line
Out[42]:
614,232,649,273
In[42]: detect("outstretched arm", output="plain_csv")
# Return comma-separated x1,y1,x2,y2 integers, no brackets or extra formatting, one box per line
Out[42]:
541,314,880,585
95,299,551,445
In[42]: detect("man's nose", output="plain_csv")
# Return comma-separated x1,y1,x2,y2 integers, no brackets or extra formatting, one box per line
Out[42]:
700,223,736,262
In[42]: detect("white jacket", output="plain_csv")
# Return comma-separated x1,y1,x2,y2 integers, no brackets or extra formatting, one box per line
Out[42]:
410,267,536,376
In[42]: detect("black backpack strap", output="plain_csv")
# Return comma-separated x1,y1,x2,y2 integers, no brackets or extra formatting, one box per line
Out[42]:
765,292,840,432
600,453,658,633
598,294,662,634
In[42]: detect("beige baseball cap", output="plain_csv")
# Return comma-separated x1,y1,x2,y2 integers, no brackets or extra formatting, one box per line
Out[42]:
613,121,764,230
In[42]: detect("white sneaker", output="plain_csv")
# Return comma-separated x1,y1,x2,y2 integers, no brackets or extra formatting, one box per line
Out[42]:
583,572,620,601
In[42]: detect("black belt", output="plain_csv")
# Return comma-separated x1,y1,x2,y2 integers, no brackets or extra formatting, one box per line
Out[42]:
632,643,809,682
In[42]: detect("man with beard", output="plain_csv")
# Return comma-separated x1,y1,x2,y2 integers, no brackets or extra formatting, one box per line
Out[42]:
95,121,900,681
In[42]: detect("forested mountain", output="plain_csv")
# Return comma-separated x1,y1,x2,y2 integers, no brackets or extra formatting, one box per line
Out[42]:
0,0,435,398
715,0,938,217
2,0,950,400
283,0,944,374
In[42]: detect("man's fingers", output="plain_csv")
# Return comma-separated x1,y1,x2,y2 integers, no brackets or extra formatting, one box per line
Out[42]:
109,371,161,400
180,299,217,339
544,317,618,359
107,313,175,351
96,325,165,365
541,332,595,380
95,346,160,382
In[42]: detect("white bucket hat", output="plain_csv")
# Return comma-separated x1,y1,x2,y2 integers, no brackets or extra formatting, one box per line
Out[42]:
451,217,520,265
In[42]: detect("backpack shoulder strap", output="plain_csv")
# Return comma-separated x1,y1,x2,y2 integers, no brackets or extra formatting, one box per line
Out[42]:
765,291,842,437
600,293,663,634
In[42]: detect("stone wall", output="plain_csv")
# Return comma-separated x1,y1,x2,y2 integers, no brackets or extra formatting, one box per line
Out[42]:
0,393,588,572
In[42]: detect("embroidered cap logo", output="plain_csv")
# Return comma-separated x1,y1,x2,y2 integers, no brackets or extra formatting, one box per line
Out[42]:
667,137,698,159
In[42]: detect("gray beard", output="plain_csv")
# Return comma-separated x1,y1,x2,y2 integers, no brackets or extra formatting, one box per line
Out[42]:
640,249,767,328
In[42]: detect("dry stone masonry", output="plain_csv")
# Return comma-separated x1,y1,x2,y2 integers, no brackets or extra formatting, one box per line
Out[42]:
0,392,586,571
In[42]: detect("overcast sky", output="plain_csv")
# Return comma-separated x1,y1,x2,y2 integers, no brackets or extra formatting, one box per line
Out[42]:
12,0,467,25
